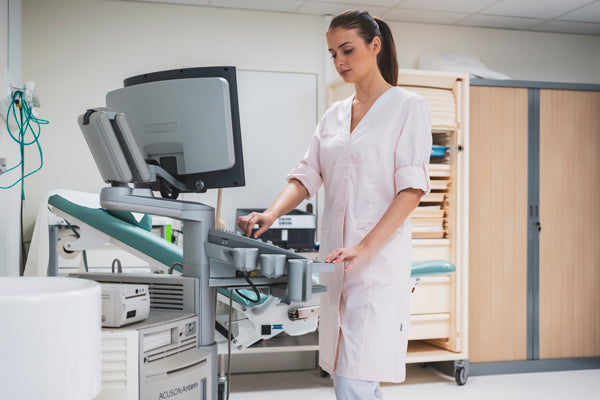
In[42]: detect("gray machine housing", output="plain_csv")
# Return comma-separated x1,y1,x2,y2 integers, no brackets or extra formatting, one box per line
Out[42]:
106,78,235,179
71,273,200,315
100,283,150,327
75,67,333,400
98,310,211,400
205,228,329,304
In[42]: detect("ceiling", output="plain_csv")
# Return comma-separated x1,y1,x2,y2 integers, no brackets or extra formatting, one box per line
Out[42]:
132,0,600,35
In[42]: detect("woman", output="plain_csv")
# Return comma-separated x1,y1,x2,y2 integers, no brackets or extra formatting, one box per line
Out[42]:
238,10,432,399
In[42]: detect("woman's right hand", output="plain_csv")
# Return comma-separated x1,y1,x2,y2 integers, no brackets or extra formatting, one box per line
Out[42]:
237,211,277,239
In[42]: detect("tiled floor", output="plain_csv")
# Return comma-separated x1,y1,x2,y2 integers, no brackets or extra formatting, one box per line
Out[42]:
227,364,600,400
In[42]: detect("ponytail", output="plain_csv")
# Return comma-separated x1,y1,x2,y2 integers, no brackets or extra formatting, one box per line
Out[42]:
329,10,399,86
373,18,398,86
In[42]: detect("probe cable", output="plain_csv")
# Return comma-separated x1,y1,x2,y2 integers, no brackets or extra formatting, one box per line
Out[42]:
235,271,262,303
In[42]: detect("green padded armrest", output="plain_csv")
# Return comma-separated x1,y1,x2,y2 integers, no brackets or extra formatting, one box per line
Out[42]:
217,287,269,307
411,260,455,277
49,194,183,273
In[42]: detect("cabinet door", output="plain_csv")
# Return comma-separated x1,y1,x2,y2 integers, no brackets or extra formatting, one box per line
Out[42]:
539,90,600,359
469,86,529,362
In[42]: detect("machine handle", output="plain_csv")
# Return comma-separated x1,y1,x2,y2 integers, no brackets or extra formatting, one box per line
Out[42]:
311,262,335,274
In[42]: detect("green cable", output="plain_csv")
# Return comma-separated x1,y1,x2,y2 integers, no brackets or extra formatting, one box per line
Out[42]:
1,89,48,272
0,90,48,191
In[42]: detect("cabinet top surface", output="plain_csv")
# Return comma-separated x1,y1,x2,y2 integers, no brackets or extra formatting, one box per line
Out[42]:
471,79,600,91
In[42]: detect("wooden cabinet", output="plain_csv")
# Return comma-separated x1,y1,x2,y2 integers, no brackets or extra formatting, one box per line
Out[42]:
539,89,600,359
399,72,468,360
329,69,469,364
469,82,600,366
468,86,529,363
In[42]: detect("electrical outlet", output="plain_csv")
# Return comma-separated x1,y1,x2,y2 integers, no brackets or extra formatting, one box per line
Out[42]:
24,81,40,108
0,157,7,174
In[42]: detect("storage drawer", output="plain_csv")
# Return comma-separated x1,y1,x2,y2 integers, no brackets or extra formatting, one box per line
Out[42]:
412,239,451,261
408,313,450,340
410,276,451,315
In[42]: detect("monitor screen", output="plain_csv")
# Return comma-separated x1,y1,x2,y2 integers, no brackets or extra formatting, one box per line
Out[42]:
106,66,245,193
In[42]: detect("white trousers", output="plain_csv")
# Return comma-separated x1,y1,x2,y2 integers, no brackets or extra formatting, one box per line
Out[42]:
333,374,384,400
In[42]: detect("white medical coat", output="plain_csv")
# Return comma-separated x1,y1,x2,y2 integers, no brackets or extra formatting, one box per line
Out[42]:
287,87,432,382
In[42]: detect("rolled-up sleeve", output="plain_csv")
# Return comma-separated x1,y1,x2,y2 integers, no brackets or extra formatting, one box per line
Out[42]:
286,117,325,199
394,97,432,197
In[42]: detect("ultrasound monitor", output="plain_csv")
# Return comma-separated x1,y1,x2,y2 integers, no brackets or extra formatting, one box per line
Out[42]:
106,66,245,193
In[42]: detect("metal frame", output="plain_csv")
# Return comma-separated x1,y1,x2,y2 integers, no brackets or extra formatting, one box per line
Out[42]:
471,357,600,376
99,186,219,400
527,88,540,361
47,225,59,276
471,79,600,91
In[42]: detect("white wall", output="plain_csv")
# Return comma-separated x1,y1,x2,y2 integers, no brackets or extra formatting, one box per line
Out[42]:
182,70,318,230
388,21,600,84
20,0,600,245
21,0,326,241
0,0,22,276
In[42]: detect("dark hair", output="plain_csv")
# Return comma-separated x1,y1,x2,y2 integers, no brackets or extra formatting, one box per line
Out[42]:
329,10,398,86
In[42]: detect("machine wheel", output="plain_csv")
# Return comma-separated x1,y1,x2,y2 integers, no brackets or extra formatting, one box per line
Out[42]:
455,365,468,386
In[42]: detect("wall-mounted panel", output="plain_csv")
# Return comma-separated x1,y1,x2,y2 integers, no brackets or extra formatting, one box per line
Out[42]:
0,0,21,276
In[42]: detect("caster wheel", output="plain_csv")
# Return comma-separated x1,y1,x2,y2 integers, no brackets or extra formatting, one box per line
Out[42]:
320,367,330,378
455,366,468,386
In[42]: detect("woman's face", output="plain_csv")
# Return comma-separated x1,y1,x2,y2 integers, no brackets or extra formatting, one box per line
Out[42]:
327,27,381,83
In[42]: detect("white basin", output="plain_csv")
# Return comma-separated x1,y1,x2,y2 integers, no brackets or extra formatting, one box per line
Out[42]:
0,277,101,400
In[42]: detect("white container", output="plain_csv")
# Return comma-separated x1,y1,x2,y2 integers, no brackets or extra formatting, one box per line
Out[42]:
0,277,101,400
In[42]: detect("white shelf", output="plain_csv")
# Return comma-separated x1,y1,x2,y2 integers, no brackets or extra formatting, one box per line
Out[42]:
216,331,318,355
406,341,465,364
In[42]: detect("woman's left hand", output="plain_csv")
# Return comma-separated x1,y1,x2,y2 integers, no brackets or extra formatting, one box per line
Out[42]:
324,244,373,272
